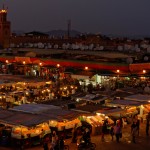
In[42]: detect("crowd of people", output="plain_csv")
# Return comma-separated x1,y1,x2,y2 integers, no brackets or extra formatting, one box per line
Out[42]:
100,113,150,144
42,112,150,150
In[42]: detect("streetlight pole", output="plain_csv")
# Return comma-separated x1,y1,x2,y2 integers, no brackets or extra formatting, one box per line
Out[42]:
116,69,120,89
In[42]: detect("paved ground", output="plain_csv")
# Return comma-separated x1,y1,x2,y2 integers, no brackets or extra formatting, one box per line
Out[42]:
0,122,149,150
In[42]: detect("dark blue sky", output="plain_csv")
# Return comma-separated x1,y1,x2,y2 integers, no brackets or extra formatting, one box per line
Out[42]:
1,0,150,36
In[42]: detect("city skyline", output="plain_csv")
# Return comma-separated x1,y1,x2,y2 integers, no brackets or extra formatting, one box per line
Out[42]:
1,0,150,37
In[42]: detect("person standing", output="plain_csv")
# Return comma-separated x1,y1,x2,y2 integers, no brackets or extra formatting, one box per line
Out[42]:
19,139,24,150
146,120,149,136
72,126,78,143
43,142,49,150
133,114,140,136
101,119,108,141
146,113,150,136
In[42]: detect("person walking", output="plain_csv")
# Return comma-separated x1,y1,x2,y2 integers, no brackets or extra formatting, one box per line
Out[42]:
131,122,138,143
114,121,122,143
50,131,58,150
110,124,114,141
82,128,91,144
133,114,140,136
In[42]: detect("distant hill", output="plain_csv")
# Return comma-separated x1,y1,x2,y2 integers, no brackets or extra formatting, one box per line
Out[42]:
12,30,25,36
45,29,81,37
12,29,81,38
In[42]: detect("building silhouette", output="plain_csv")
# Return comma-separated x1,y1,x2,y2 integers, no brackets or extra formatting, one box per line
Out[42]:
0,6,11,48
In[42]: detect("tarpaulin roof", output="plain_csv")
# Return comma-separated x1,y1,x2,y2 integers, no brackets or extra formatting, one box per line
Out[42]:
0,109,14,119
2,113,50,127
42,109,82,121
10,103,60,114
0,56,129,72
124,94,150,102
8,104,83,124
129,63,150,72
109,99,148,106
0,110,81,127
15,57,32,64
74,104,105,113
0,109,50,127
96,107,125,115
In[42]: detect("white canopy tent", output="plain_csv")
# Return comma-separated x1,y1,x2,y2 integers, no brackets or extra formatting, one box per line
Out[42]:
124,94,150,117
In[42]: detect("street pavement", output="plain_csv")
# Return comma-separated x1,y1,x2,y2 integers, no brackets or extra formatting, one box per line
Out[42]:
0,122,150,150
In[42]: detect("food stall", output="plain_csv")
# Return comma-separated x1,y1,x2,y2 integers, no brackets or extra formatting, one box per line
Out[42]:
80,114,114,135
11,122,51,139
124,94,150,117
64,118,82,130
11,122,51,148
50,118,82,131
49,118,82,138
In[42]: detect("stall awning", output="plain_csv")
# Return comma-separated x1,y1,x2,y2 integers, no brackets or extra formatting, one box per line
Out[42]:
96,108,125,115
2,113,50,127
0,109,14,120
109,99,148,106
9,104,82,121
10,103,60,114
124,94,150,102
15,57,32,64
0,109,50,127
71,74,90,80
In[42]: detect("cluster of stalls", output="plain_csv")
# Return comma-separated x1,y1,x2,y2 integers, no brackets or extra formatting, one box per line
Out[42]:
0,103,115,147
105,93,150,123
0,93,150,147
0,104,82,147
0,78,81,107
71,92,150,134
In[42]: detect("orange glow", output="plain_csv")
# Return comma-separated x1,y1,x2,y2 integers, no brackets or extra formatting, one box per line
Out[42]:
5,60,8,63
0,9,7,13
143,70,146,73
117,69,120,73
85,66,88,70
39,62,42,66
23,61,26,65
57,64,60,67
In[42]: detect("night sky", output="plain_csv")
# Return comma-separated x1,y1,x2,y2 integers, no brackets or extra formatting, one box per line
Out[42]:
1,0,150,36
